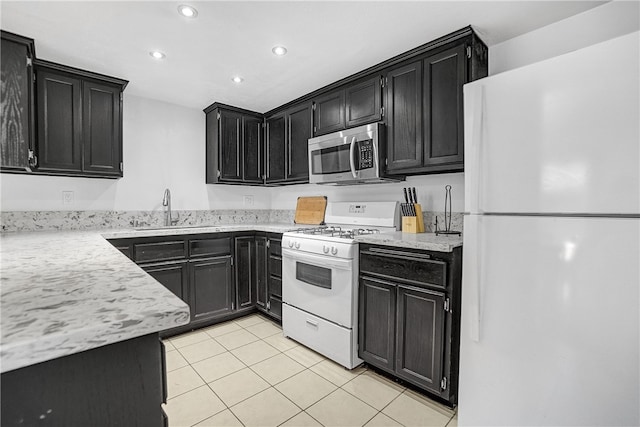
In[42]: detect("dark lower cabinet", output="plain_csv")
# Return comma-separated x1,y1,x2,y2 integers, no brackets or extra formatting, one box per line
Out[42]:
190,256,233,322
1,333,165,426
235,235,256,309
142,261,188,301
359,243,462,406
253,233,282,321
1,31,35,172
359,277,396,371
396,285,445,395
255,236,268,310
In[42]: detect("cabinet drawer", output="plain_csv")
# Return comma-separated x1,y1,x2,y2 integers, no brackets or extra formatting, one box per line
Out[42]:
360,248,447,289
269,239,282,257
189,238,231,258
269,276,282,298
134,241,186,263
269,256,282,278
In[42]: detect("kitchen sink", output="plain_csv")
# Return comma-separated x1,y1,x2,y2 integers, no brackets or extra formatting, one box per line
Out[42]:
134,225,217,231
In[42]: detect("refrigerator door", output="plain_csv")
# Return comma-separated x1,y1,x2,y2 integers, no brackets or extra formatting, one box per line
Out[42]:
464,32,639,215
459,214,639,426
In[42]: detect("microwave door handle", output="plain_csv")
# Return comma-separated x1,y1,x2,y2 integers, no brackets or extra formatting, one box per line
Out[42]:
349,136,358,179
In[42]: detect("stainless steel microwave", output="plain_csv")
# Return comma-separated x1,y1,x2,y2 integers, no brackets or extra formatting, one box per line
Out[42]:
307,123,401,185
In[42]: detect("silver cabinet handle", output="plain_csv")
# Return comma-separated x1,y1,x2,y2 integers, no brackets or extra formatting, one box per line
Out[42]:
306,319,318,327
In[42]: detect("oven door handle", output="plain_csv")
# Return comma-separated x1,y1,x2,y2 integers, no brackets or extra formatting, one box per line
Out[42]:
282,248,353,270
348,136,358,179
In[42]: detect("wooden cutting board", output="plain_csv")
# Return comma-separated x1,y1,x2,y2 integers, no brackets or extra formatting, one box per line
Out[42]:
294,196,327,225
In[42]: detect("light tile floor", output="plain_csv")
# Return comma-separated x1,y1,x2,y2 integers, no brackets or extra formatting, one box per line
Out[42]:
163,313,458,427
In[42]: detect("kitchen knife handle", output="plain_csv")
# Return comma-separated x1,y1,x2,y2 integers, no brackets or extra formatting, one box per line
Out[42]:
403,188,409,204
412,187,418,204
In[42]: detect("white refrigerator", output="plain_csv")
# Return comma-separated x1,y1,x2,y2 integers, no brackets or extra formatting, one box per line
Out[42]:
459,32,639,426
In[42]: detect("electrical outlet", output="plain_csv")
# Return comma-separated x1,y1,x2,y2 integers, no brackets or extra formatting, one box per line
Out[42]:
243,195,254,207
62,191,74,205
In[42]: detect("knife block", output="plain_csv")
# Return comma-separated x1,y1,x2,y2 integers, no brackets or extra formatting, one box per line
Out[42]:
402,204,425,233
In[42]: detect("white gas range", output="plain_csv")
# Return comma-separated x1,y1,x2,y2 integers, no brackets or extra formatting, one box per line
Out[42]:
281,201,399,369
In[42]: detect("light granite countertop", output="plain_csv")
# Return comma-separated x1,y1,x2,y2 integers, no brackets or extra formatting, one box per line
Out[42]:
355,231,463,252
0,223,458,373
0,223,304,373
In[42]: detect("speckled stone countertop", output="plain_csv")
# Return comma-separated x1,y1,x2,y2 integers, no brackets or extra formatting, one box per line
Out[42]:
0,223,304,373
0,230,193,373
355,231,463,252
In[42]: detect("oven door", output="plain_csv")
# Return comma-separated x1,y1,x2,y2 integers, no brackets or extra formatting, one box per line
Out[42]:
282,248,357,328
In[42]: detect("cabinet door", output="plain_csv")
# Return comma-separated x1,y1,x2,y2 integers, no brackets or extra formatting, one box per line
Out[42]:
219,110,242,181
234,236,255,310
82,81,122,176
396,285,445,396
36,69,83,173
255,236,268,309
423,44,466,168
1,33,34,171
189,256,233,322
265,113,286,183
243,115,263,183
286,102,312,181
359,277,396,372
313,90,345,135
142,261,188,302
385,61,423,172
346,76,382,128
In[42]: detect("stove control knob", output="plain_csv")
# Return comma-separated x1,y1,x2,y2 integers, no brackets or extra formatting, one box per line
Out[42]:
294,242,301,249
288,241,294,248
323,245,330,254
331,246,338,256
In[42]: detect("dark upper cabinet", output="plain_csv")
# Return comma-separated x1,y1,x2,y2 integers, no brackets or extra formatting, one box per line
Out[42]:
345,76,382,128
312,77,382,137
34,60,126,178
286,102,312,181
1,31,36,172
219,109,242,181
243,115,263,183
266,102,311,184
205,104,264,184
423,44,466,169
82,80,122,176
385,61,423,172
313,90,345,136
265,113,286,183
35,69,83,173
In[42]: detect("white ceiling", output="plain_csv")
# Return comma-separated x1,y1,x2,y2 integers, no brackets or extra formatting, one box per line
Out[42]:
1,1,606,113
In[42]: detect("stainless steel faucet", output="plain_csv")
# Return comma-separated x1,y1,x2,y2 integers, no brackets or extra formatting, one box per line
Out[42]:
162,188,178,226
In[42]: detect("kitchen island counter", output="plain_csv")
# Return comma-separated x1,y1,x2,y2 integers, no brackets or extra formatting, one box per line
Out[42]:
0,223,300,373
355,231,463,252
0,230,191,373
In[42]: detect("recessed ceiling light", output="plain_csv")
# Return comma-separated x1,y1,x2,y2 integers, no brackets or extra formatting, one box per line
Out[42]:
232,76,244,84
178,4,198,18
149,50,166,60
272,45,288,56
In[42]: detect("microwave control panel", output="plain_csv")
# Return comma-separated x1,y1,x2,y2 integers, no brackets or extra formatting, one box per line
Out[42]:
357,139,374,170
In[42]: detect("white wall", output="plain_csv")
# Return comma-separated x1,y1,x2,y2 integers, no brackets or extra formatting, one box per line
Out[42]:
0,94,272,211
269,173,465,212
489,1,640,75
